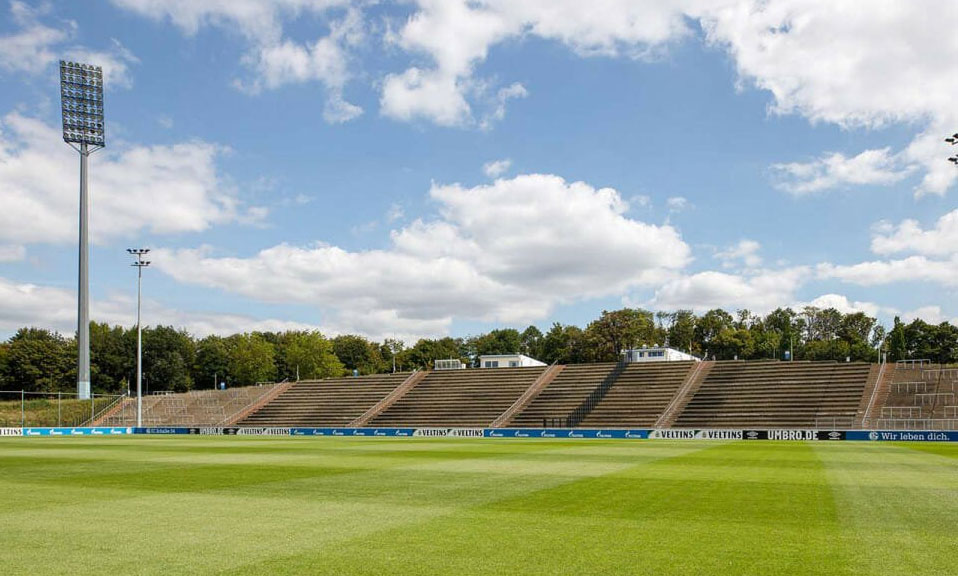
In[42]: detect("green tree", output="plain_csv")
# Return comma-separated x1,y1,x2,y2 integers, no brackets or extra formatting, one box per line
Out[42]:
143,326,195,393
695,309,734,359
932,322,958,364
90,322,133,394
585,308,655,361
227,333,277,386
519,326,544,360
280,331,344,379
404,337,464,370
666,310,697,356
332,334,387,375
193,335,230,389
541,323,589,365
803,338,851,361
0,328,72,392
713,327,755,360
383,338,405,372
888,317,907,361
474,329,522,357
764,308,799,360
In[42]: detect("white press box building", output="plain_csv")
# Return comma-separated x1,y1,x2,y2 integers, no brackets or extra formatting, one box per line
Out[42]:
622,346,699,363
478,354,547,368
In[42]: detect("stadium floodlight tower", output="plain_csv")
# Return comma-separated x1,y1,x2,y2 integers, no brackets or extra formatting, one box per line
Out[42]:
128,249,150,427
60,60,105,400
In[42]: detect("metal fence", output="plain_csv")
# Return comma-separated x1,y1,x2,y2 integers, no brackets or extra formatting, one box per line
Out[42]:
873,418,958,431
0,390,125,427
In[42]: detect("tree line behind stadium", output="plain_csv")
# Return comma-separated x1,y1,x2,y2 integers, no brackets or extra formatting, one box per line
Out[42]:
2,306,956,395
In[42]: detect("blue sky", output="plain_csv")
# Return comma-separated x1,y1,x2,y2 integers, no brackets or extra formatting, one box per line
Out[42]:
0,0,956,341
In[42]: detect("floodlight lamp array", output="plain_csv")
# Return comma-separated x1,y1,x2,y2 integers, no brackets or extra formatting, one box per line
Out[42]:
60,61,105,146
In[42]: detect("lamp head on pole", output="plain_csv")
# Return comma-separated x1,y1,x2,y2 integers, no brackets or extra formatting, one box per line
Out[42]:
60,61,104,147
128,248,151,267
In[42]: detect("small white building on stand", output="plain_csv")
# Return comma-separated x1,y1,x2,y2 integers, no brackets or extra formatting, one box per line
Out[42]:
478,354,547,368
622,346,698,363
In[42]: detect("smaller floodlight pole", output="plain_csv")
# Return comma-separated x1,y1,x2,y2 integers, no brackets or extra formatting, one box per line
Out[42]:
128,249,150,427
60,61,105,400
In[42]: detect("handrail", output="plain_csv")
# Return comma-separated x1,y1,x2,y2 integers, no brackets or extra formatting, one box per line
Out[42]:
861,360,886,427
490,364,564,428
82,392,128,427
348,370,425,427
217,383,286,426
654,361,706,429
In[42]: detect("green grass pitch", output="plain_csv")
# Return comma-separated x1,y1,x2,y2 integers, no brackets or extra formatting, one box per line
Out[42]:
1,437,956,575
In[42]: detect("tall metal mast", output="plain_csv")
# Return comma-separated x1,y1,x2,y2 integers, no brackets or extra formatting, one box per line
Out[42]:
60,61,105,400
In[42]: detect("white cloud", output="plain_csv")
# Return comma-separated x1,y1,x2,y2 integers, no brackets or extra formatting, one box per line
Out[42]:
381,0,694,126
699,1,958,128
698,0,958,197
0,244,25,262
109,0,345,40
0,277,75,332
480,82,528,129
715,239,761,269
0,113,264,247
109,0,958,196
239,6,364,124
817,256,958,288
648,266,810,313
112,0,362,123
901,305,944,325
0,1,71,74
64,39,140,90
666,196,690,213
153,173,690,336
871,209,958,257
0,3,137,91
815,207,958,292
0,276,323,338
380,67,471,127
794,294,882,318
771,148,913,195
386,203,404,223
482,158,511,178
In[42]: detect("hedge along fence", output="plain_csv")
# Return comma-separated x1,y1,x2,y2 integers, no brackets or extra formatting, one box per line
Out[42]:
0,392,121,427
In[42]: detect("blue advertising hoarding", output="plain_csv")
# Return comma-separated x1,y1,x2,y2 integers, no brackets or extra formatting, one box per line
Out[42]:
21,427,132,436
6,427,957,442
290,427,416,437
846,430,958,442
486,428,649,439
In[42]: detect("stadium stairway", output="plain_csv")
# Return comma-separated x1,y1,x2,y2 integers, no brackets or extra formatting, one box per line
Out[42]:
239,373,411,428
490,364,565,428
508,363,618,428
672,361,871,429
855,363,886,428
349,370,428,427
368,367,545,428
654,360,713,428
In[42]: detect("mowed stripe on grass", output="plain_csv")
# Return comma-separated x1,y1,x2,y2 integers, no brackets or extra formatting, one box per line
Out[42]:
0,437,955,575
